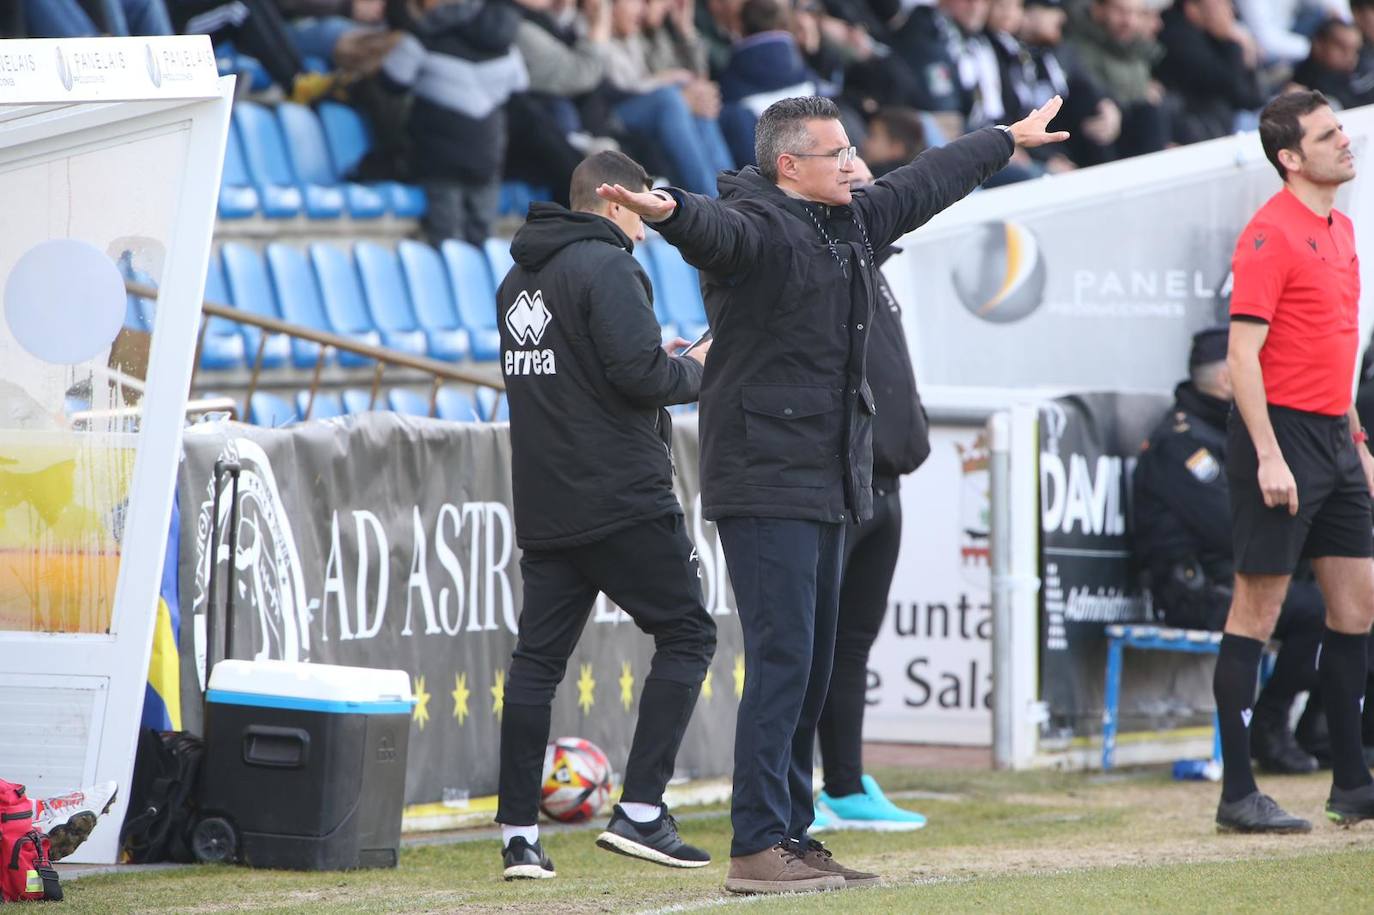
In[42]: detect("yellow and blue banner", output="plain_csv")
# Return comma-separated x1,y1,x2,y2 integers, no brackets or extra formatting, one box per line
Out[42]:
141,492,182,732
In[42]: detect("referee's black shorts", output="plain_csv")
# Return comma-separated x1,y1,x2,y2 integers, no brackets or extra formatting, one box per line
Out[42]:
1228,404,1374,575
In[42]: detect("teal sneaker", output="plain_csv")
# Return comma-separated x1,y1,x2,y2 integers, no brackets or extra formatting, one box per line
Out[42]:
809,805,834,833
816,775,927,832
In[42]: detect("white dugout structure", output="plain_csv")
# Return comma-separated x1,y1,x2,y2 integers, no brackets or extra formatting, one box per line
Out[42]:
0,38,230,863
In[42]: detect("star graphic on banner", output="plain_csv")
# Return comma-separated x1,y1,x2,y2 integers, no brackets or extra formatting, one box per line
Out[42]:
701,669,714,700
412,675,431,730
451,672,471,725
577,664,596,715
619,661,635,711
491,669,505,721
733,655,746,699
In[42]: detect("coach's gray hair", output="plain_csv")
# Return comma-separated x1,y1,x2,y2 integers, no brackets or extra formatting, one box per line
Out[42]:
755,96,842,182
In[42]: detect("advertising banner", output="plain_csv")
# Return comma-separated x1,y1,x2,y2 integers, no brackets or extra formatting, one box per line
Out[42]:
867,424,992,746
1039,393,1216,740
175,414,742,806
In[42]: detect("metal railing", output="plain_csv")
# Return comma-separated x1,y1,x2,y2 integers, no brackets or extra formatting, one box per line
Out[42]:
124,280,505,422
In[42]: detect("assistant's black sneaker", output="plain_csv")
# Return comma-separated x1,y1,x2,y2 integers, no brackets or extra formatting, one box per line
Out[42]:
502,836,556,880
596,804,711,868
1216,791,1312,834
1326,782,1374,826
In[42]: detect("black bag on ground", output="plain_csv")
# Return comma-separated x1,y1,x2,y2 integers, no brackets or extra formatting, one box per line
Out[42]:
119,730,204,863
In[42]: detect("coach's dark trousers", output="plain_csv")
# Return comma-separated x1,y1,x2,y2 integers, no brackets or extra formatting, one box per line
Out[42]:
496,514,716,826
717,516,845,858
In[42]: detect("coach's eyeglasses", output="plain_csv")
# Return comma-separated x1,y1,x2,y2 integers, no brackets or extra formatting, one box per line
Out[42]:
789,146,858,168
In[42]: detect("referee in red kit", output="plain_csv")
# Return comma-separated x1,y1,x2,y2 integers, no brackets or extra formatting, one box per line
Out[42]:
1215,89,1374,833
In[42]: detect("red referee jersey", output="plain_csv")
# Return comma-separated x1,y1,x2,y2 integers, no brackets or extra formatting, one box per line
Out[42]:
1230,187,1360,417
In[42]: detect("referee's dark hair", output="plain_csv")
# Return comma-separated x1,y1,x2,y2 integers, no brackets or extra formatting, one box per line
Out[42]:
570,151,651,213
1259,89,1332,183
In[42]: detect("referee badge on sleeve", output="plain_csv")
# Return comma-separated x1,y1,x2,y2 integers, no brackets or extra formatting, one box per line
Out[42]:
1185,447,1220,483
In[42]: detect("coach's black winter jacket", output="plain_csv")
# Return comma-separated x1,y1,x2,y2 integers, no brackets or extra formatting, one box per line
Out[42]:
654,126,1012,523
498,203,703,550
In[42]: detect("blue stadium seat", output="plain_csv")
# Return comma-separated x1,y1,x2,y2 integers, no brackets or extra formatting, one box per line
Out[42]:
219,242,291,370
232,102,306,219
342,388,384,414
219,125,260,220
482,237,515,286
632,241,675,337
647,240,708,339
353,241,429,356
276,102,386,220
436,387,481,422
263,243,330,370
200,253,246,371
216,45,272,92
270,102,347,219
498,181,535,218
309,243,382,366
475,386,509,421
249,391,299,427
441,240,500,361
397,240,470,362
296,389,344,420
920,111,950,148
316,101,427,218
388,387,433,416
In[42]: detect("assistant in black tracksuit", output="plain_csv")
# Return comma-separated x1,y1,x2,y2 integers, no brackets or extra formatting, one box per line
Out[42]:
652,124,1013,857
494,202,716,827
816,248,930,800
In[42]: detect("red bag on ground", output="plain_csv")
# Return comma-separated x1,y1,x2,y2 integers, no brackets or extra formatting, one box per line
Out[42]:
0,780,62,902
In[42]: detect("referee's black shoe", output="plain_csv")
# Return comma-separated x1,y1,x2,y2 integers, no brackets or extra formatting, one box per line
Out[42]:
502,836,556,880
1325,782,1374,826
596,804,711,868
1216,791,1312,833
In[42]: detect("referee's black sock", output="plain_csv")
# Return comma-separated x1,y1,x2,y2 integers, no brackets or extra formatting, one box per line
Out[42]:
1319,628,1374,791
1214,634,1264,803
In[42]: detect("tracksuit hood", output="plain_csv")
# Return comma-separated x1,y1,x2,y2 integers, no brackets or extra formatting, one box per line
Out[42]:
511,202,634,271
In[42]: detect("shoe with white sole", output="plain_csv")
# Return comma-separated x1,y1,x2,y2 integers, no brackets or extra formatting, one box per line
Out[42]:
34,780,118,861
596,804,710,868
816,775,927,832
502,836,556,879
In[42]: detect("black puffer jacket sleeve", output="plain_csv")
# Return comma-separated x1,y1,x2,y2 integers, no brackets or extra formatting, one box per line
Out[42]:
586,252,703,407
854,126,1014,251
651,190,764,276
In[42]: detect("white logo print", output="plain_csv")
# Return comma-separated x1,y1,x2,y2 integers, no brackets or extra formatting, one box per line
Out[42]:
1241,708,1253,728
506,289,552,345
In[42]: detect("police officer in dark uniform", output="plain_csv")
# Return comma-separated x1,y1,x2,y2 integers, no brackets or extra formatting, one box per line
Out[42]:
1133,327,1324,774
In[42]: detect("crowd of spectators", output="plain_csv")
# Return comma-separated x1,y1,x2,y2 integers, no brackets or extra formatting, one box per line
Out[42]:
8,0,1374,241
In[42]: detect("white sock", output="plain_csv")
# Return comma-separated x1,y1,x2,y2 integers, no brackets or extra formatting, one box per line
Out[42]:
502,824,539,848
619,802,661,823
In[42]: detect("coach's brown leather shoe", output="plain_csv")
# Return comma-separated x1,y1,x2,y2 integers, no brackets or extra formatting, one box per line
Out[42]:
724,842,846,895
785,837,882,887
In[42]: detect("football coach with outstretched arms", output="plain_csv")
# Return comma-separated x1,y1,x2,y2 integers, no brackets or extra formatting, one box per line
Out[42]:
599,94,1068,894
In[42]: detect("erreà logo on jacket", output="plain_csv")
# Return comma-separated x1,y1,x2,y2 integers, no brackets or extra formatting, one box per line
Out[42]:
504,289,557,376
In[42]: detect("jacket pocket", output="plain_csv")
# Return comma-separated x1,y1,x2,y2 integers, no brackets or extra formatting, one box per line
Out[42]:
741,384,842,487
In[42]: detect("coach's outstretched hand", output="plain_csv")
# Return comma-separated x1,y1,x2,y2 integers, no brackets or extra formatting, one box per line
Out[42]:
1009,96,1072,149
596,183,677,221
